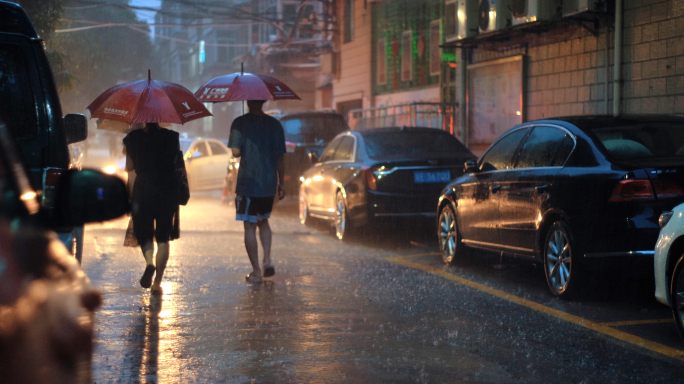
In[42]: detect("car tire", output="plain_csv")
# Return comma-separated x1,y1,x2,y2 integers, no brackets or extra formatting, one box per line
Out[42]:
669,255,684,339
335,191,352,241
299,187,310,225
543,221,581,299
438,204,466,264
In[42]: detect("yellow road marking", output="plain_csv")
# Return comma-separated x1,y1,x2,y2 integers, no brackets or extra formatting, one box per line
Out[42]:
601,319,674,327
385,256,684,362
390,252,440,260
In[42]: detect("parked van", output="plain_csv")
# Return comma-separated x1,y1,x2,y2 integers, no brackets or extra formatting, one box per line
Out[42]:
1,1,89,259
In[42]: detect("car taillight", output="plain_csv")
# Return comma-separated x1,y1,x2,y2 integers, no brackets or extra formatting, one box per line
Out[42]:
363,166,378,190
285,141,296,153
652,179,684,199
44,169,64,187
610,179,684,202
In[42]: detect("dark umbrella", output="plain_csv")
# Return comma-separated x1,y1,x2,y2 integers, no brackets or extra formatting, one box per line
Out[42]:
87,71,212,124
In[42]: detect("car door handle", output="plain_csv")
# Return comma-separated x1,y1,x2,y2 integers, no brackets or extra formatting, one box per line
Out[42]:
535,185,549,194
489,185,501,193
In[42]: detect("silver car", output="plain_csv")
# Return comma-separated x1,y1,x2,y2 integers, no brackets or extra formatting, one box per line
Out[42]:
183,138,233,191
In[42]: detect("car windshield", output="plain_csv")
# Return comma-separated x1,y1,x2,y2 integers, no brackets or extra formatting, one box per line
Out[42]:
591,122,684,160
281,115,348,144
362,130,471,160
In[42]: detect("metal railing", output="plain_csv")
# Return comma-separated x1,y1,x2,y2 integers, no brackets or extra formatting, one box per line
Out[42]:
347,102,459,135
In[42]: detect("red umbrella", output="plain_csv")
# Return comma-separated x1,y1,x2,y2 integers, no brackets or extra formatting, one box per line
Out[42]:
87,73,212,124
195,72,301,102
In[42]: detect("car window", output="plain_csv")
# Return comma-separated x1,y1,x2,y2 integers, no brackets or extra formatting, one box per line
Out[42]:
515,127,574,168
191,142,209,157
479,128,528,171
281,115,348,144
332,137,354,161
591,122,684,160
361,130,471,160
0,44,37,139
208,141,228,156
319,136,344,163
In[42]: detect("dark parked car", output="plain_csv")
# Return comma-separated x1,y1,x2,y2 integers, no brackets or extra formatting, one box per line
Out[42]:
437,115,684,298
1,1,89,260
0,119,129,383
300,127,475,240
280,112,349,194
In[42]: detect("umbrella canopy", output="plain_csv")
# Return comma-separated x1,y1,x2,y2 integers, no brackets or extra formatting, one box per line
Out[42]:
87,75,212,124
195,72,301,102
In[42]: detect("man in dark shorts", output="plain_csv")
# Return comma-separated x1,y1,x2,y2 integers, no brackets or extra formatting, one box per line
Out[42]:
228,100,286,283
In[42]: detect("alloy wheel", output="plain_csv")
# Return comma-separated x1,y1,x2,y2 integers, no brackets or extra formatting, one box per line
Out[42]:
545,228,572,293
675,267,684,331
335,192,346,240
439,207,457,264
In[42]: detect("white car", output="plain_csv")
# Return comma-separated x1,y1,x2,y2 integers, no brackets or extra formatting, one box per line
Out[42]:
655,203,684,338
183,138,233,191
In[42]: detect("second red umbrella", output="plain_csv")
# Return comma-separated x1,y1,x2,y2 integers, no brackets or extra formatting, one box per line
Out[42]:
87,73,212,124
195,72,301,102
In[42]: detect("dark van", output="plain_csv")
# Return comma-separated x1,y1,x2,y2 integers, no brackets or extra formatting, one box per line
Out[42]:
279,112,349,194
1,1,90,259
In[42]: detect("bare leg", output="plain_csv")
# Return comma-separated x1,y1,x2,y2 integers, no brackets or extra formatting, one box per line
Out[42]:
257,219,272,267
243,221,262,281
152,242,169,290
141,241,154,265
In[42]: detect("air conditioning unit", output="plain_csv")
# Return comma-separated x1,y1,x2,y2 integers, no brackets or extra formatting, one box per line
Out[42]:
511,0,559,26
445,0,479,42
562,0,603,17
478,0,511,34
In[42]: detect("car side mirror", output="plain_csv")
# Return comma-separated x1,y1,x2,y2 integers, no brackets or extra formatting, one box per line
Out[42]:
308,151,319,164
64,114,88,144
53,169,130,227
464,160,478,174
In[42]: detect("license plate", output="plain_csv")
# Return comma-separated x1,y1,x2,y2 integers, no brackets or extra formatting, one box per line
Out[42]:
414,170,451,183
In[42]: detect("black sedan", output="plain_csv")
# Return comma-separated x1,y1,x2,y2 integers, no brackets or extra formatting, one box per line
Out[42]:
299,127,475,240
438,115,684,298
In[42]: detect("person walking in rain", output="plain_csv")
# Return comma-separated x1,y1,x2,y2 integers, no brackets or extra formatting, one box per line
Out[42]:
124,122,185,294
228,100,286,283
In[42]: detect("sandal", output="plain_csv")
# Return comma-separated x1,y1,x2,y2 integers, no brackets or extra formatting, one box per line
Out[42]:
140,265,155,288
245,272,263,283
263,265,275,278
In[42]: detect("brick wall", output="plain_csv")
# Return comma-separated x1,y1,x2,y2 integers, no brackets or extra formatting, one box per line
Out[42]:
467,0,684,122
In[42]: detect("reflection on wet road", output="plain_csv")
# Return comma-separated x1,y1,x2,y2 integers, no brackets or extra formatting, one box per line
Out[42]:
83,192,684,383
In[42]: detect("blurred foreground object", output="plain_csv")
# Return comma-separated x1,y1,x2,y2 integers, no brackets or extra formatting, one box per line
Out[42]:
0,219,102,384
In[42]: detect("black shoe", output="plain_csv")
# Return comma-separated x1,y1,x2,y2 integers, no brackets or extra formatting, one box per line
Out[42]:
140,265,155,288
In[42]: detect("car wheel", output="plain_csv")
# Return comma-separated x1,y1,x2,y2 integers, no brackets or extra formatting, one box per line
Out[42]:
335,191,351,241
670,256,684,339
543,221,580,298
438,204,464,264
299,187,310,225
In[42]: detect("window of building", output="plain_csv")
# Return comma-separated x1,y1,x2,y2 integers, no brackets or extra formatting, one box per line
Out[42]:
401,31,413,82
429,21,441,76
343,0,354,43
377,38,387,85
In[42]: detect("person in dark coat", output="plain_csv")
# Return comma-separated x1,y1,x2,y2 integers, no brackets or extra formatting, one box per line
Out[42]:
123,123,184,294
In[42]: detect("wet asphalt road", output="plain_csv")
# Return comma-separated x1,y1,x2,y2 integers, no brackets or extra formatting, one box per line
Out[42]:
83,191,684,383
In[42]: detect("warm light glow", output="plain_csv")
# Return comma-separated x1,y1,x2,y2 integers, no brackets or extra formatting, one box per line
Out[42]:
20,191,37,201
516,111,521,116
104,165,117,174
300,176,305,182
235,162,239,169
313,175,323,182
332,179,336,184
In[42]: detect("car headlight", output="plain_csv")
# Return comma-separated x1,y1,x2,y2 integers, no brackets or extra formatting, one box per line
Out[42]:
104,165,117,175
659,211,674,229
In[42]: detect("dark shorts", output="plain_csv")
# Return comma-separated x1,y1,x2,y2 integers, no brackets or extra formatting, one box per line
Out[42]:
235,195,274,223
132,191,174,244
